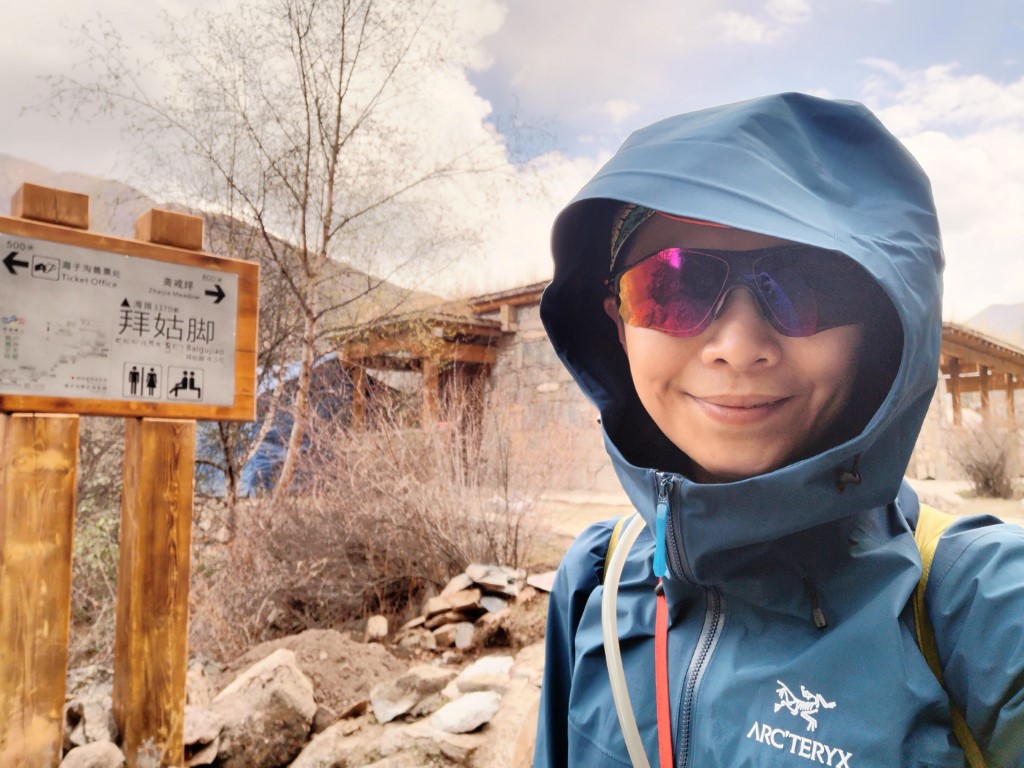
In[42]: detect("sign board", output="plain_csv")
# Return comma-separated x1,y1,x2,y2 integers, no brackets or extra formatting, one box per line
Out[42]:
0,216,258,420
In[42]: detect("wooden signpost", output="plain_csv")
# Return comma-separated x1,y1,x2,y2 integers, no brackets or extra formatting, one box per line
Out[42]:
0,183,259,767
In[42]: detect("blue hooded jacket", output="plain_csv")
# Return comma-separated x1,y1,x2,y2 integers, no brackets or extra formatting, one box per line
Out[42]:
534,93,1024,766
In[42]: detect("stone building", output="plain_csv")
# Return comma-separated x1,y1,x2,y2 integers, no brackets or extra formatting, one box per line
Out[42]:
341,284,1024,493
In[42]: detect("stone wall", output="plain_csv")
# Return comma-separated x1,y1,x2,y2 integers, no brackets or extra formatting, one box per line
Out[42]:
479,303,620,493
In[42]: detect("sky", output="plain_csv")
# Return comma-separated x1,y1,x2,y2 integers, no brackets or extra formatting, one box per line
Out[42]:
3,0,1024,321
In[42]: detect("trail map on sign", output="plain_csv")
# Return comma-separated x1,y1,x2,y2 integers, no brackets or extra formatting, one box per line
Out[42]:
1,235,238,406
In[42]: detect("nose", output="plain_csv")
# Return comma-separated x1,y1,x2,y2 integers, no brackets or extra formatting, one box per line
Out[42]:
700,287,782,371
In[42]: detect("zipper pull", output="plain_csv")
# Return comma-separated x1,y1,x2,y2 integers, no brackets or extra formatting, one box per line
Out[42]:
653,474,673,578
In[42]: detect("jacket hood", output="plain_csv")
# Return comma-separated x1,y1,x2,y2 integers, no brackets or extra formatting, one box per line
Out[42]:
541,92,944,585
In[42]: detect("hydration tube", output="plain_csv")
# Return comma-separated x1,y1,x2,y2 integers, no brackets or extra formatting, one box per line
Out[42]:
601,512,651,768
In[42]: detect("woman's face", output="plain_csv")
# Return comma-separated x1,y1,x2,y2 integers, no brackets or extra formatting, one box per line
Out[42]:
604,217,866,483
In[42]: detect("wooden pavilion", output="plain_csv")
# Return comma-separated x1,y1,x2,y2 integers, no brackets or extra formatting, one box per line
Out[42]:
941,322,1024,428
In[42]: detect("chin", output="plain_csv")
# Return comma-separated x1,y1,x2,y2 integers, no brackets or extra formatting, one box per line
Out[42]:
690,451,789,483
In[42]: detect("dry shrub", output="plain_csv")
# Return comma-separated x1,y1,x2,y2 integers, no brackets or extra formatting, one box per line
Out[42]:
190,387,561,661
69,418,124,666
950,419,1020,499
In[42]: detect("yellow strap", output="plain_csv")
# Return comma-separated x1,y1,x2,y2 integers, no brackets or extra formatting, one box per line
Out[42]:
913,503,987,768
602,514,634,583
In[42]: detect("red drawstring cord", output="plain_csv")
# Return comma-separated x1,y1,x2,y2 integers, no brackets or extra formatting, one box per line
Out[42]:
655,581,673,767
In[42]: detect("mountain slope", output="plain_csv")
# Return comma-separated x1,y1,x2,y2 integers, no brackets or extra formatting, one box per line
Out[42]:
965,303,1024,349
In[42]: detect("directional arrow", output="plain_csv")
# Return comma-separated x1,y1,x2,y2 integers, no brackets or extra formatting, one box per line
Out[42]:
4,252,29,276
205,283,226,304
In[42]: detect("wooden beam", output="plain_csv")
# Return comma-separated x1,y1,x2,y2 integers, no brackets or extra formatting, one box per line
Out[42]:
342,337,496,366
0,414,79,768
941,339,1024,379
946,375,1024,394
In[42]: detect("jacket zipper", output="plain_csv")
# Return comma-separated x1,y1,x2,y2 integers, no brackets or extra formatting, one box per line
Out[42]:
656,471,725,768
676,587,724,768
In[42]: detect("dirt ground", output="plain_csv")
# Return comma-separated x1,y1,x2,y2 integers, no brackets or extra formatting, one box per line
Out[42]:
209,628,407,713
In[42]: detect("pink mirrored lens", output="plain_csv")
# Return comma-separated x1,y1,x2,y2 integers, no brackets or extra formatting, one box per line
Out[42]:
617,249,728,336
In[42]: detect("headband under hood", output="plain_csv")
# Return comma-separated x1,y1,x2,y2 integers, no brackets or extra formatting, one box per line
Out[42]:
541,92,944,582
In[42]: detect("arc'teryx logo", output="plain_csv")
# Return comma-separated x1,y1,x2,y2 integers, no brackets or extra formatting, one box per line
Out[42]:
774,680,836,732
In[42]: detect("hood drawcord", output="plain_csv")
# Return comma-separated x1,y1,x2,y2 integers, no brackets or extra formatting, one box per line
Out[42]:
835,454,862,492
802,577,828,629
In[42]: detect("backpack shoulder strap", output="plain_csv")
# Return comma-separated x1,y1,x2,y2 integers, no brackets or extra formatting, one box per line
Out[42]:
913,503,987,768
602,514,634,583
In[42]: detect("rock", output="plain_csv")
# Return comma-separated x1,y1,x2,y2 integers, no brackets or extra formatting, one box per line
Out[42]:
365,615,389,643
397,629,437,651
187,661,216,707
468,681,540,768
370,665,457,724
66,666,113,699
473,609,513,648
290,717,383,768
59,741,125,768
429,691,502,734
515,585,540,604
480,595,509,613
425,610,471,630
454,655,514,694
312,704,338,734
211,648,317,768
183,705,223,766
526,571,557,593
209,628,405,716
512,642,545,687
465,564,525,598
440,572,474,596
337,699,369,719
64,686,117,750
380,720,479,763
433,621,476,650
399,615,426,631
289,718,379,768
423,588,482,618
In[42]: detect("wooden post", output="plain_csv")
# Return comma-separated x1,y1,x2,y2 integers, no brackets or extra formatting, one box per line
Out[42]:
0,414,79,768
422,358,440,426
112,209,202,768
947,357,962,427
1008,374,1017,429
0,183,86,768
979,365,991,417
113,418,194,768
350,363,367,430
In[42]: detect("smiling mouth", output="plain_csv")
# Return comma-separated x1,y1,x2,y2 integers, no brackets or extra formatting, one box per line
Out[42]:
696,395,791,408
690,394,793,423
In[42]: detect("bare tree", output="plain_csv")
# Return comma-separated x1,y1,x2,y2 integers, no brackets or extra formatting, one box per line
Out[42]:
50,0,507,502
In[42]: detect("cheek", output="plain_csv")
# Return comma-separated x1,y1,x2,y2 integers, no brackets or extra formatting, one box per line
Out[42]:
623,326,697,384
803,326,865,405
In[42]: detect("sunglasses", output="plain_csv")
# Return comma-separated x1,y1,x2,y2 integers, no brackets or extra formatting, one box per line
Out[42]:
608,245,873,338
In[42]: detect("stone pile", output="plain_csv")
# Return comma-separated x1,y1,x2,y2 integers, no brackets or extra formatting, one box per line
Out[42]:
391,563,547,653
56,565,554,768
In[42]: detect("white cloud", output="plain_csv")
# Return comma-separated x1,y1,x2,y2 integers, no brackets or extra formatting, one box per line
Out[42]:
766,0,812,25
716,11,778,43
860,65,1024,320
596,99,640,126
714,0,813,43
